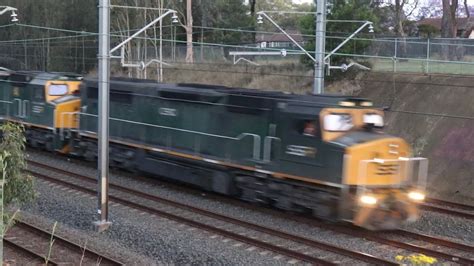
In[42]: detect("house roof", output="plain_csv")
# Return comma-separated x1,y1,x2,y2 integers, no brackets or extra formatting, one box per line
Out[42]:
417,17,474,30
256,30,304,43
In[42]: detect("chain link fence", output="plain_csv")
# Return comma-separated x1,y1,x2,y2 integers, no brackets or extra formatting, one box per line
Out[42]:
356,37,474,75
0,33,473,75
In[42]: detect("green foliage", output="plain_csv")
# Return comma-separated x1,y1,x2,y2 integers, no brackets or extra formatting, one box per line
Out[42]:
204,0,254,45
0,122,35,206
0,0,97,72
418,24,440,38
299,0,379,68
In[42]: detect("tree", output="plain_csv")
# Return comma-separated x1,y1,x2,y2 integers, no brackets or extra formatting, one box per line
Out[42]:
418,24,439,38
0,122,35,260
0,0,97,72
299,0,379,67
417,0,472,18
417,0,443,18
185,0,194,63
441,0,459,60
250,0,257,15
0,122,35,207
256,0,307,30
393,0,419,38
442,0,459,38
464,0,470,18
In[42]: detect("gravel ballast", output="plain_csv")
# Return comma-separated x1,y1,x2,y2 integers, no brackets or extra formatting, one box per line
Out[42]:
24,151,474,264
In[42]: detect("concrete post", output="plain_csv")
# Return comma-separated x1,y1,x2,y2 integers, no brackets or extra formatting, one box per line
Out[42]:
313,0,327,94
94,0,111,232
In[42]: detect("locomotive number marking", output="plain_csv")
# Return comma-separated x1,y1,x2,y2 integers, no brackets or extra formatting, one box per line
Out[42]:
159,108,177,117
285,145,317,158
32,105,44,113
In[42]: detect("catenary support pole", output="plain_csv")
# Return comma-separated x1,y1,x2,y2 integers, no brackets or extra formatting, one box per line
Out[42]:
313,0,327,94
94,0,111,232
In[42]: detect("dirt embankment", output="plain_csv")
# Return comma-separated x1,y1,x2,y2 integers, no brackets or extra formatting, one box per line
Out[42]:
354,72,474,204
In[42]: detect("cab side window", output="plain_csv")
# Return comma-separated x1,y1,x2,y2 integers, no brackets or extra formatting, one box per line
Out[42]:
299,120,319,137
33,87,45,102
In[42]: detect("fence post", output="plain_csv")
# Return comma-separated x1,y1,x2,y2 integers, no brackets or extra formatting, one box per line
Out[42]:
426,38,430,74
393,38,398,73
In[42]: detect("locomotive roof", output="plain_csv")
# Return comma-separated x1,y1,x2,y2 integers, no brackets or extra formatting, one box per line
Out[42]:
85,78,372,109
9,71,83,86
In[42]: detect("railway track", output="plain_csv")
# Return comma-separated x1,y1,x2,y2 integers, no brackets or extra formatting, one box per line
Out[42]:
421,198,474,219
288,216,474,265
4,219,123,265
27,159,396,265
27,158,474,265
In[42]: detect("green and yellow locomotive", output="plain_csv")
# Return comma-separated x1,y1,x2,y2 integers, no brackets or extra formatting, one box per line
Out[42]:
0,70,428,230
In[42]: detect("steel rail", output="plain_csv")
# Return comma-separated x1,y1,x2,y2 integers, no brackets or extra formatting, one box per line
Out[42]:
27,168,334,265
27,160,395,265
13,220,124,265
420,204,474,220
425,198,474,212
298,220,474,265
393,229,474,253
3,239,59,265
28,159,474,264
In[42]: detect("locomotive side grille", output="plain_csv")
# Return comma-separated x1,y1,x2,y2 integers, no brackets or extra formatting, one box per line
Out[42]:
375,163,399,176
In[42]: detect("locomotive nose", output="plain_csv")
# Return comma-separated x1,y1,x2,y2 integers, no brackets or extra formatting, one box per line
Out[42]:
337,134,428,230
353,192,419,230
343,137,412,186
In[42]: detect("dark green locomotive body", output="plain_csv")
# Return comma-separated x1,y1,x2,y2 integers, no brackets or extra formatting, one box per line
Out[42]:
77,79,348,188
0,72,428,230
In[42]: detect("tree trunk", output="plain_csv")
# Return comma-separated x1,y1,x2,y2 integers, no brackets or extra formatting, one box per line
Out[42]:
394,0,407,57
441,0,458,59
441,0,458,38
464,0,470,18
250,0,256,15
250,0,257,46
200,0,204,62
185,0,194,64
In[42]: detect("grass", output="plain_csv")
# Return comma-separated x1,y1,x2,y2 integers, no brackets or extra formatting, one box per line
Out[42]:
371,58,474,75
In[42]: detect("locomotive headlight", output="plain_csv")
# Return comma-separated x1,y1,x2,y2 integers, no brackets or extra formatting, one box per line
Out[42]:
363,113,384,127
359,195,378,205
408,191,425,201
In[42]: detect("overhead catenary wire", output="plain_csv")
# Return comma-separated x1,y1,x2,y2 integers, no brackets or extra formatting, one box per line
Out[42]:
3,52,474,86
4,23,472,48
1,24,474,121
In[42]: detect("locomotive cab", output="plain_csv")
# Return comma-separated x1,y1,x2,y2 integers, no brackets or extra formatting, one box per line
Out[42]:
319,100,428,229
1,71,82,151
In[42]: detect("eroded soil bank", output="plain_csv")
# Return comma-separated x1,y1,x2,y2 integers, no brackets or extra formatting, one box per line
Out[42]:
354,72,474,204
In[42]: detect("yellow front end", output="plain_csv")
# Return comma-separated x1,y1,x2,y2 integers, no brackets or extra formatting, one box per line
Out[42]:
54,99,81,129
344,138,427,230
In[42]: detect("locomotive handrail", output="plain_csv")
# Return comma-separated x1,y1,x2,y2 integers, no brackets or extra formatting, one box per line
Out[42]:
68,112,263,161
12,99,22,118
236,133,261,161
23,100,29,118
263,136,281,163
